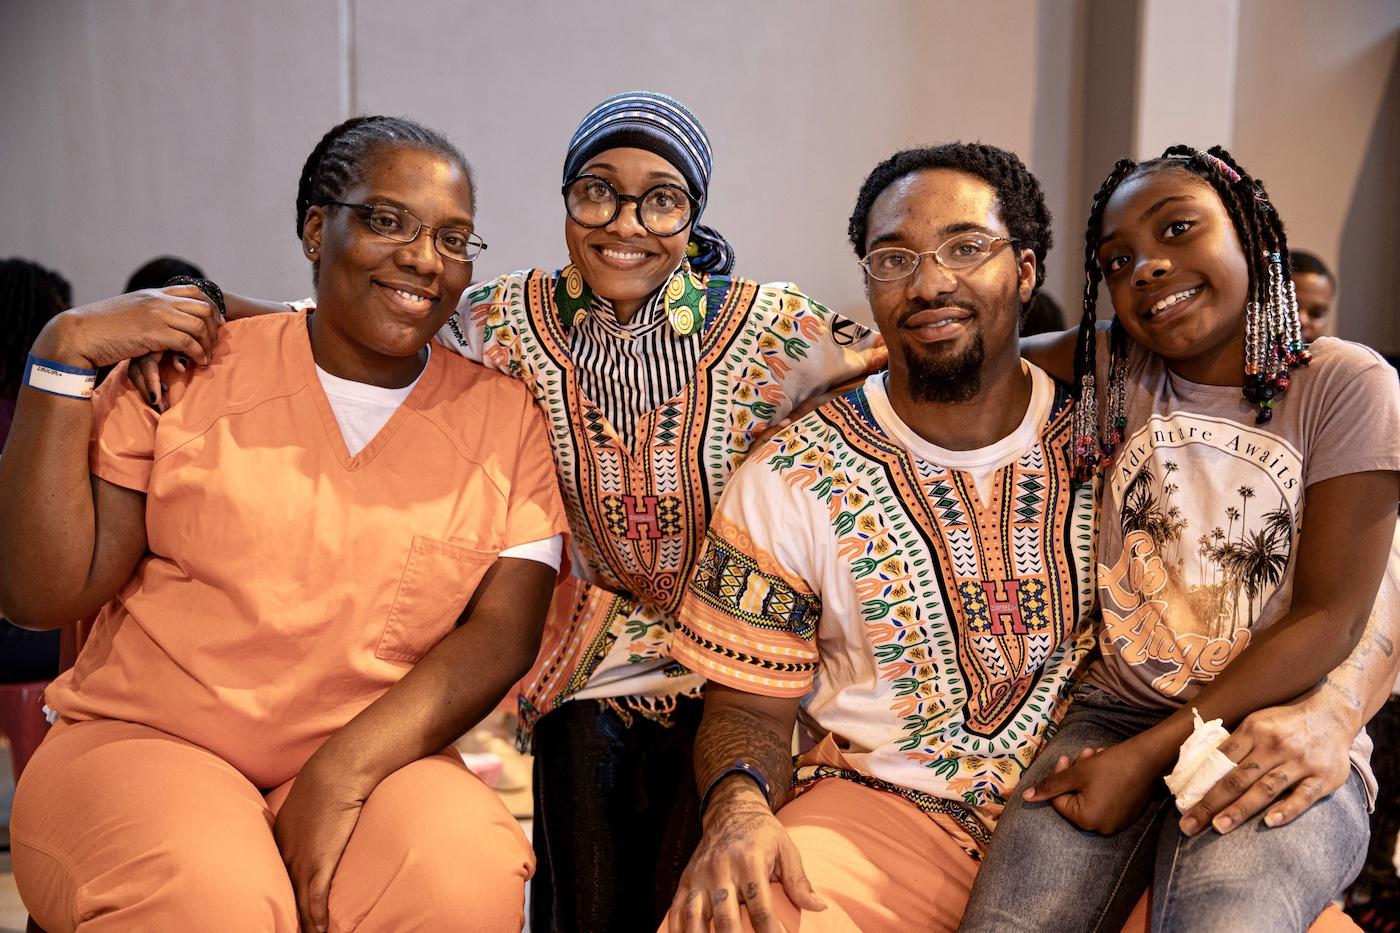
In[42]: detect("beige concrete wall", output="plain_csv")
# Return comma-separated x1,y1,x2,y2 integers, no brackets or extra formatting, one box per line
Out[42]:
1232,0,1400,353
2,0,1059,323
1135,0,1239,159
350,0,1049,322
0,0,342,307
1,0,1394,351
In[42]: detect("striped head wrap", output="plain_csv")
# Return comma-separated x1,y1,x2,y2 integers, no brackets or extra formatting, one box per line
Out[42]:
563,90,735,274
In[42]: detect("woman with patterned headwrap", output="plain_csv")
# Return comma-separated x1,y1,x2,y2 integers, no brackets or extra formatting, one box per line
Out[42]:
456,91,883,932
132,90,884,931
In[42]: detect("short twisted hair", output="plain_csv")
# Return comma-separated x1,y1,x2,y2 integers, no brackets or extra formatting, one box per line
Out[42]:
847,143,1054,298
1289,249,1332,284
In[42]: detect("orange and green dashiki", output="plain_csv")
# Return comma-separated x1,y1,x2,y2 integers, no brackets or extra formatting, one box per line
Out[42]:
435,270,884,741
674,370,1097,853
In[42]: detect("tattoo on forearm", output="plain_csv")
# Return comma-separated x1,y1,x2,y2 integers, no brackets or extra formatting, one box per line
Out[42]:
694,706,794,809
1322,606,1399,719
1370,629,1394,658
1322,674,1364,713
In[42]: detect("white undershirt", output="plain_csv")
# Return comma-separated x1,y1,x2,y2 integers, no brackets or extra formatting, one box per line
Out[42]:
864,361,1054,502
314,351,563,570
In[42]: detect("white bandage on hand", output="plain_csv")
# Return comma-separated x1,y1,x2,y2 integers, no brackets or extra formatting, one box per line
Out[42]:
1164,709,1236,813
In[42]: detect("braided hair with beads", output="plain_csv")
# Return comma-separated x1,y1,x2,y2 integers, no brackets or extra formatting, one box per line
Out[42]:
848,142,1053,312
295,115,474,282
1070,145,1308,481
1,257,73,398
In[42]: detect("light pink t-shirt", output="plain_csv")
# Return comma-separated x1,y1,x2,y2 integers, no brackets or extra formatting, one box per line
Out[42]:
1084,337,1400,799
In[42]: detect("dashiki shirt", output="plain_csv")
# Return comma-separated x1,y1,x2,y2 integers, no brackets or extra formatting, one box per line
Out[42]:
1082,337,1400,798
436,269,883,741
673,366,1098,856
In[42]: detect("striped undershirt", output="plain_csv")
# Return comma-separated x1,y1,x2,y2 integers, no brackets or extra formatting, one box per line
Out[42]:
567,286,702,449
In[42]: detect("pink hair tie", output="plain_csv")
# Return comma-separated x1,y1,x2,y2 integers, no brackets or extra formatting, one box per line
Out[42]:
1198,151,1242,183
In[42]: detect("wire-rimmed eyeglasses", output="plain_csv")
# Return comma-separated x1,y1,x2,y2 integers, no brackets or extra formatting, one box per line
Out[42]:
324,201,487,263
859,233,1014,282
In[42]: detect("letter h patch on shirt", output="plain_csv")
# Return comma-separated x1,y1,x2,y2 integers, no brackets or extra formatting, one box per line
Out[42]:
603,494,683,540
959,577,1051,636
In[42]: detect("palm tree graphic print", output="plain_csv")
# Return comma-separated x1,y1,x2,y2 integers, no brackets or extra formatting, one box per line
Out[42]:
1123,465,1293,638
1100,411,1304,696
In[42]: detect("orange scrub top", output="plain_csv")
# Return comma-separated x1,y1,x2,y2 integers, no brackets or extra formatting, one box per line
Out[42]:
45,311,568,788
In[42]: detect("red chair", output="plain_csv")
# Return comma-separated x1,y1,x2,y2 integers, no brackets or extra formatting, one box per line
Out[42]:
0,679,49,783
7,617,92,933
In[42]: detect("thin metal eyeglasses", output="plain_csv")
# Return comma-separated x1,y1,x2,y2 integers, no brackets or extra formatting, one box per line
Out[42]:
859,233,1015,282
561,175,699,238
323,201,487,262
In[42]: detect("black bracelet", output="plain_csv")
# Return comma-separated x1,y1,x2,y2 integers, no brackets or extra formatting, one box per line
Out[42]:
164,275,226,317
699,758,772,816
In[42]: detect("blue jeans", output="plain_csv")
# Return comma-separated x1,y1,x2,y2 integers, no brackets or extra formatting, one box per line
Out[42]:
960,684,1369,933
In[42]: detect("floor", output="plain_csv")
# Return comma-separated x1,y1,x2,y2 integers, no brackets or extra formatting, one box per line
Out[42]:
1,838,23,933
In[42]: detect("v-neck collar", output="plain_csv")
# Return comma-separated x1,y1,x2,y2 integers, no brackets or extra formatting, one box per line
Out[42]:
291,312,441,470
536,270,734,459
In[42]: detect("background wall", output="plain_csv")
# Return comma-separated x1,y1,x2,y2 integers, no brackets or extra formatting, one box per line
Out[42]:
1,0,1396,349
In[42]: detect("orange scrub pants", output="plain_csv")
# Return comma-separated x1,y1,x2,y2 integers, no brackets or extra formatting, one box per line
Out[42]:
722,778,1355,932
11,718,533,933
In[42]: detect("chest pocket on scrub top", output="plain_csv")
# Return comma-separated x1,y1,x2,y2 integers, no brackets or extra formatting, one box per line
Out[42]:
378,535,498,663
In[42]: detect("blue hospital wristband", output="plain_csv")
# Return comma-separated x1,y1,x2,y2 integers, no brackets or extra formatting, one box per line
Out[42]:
23,354,98,399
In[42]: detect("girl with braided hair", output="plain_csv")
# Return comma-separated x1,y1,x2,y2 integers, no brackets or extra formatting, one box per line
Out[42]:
0,115,569,932
961,147,1400,932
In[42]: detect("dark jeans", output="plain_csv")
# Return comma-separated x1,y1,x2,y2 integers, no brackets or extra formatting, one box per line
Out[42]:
530,695,703,933
963,684,1369,933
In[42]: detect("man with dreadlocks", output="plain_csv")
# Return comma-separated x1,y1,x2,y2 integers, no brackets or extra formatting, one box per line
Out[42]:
960,146,1399,932
664,142,1099,932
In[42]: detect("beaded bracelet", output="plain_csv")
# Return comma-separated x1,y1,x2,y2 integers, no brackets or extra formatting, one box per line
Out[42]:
23,354,98,399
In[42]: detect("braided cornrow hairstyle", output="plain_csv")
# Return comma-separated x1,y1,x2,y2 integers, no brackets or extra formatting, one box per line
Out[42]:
1069,158,1139,479
1072,145,1308,479
295,115,475,281
848,142,1053,308
1,258,73,397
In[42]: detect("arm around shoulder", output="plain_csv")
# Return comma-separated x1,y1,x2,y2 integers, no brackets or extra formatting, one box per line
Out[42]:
1020,323,1099,384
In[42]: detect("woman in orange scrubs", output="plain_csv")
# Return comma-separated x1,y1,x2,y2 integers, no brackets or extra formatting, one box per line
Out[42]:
0,116,568,933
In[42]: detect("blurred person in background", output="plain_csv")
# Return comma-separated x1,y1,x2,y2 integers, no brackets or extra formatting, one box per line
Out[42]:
125,255,205,293
1290,250,1335,345
0,258,68,684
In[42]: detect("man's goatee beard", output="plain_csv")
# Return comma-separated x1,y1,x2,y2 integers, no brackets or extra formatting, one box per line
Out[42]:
903,330,984,404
